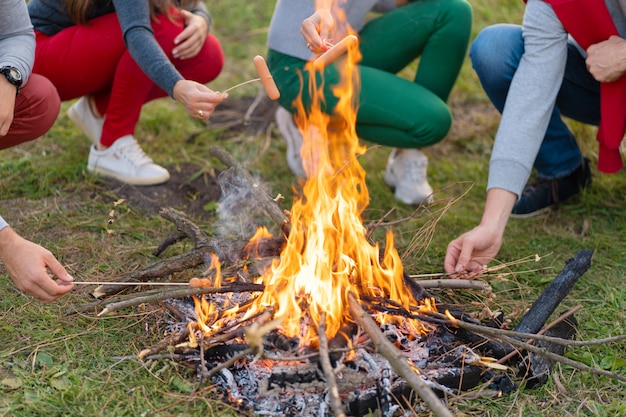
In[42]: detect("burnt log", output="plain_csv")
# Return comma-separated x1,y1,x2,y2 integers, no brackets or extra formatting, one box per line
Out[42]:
514,249,593,335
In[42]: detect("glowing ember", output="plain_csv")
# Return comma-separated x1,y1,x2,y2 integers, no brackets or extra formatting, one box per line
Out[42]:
192,26,436,346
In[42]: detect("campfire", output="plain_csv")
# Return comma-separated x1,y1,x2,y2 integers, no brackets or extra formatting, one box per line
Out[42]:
67,13,626,417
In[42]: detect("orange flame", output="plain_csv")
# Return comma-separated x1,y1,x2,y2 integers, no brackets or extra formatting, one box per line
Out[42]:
192,17,436,346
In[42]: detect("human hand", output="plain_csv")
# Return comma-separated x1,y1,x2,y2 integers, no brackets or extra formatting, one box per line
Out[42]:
444,188,515,278
444,225,503,278
0,78,17,136
172,79,228,120
173,10,209,60
586,36,626,83
0,227,74,302
301,9,335,53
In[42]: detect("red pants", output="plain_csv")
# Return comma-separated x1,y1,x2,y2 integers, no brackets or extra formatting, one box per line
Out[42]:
1,74,61,150
33,11,224,146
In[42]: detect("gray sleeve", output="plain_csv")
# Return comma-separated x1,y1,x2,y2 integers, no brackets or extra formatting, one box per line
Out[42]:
0,215,8,231
487,0,568,197
0,0,35,85
113,0,184,97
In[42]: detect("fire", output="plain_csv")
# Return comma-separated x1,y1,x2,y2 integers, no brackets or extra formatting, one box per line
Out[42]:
192,21,436,346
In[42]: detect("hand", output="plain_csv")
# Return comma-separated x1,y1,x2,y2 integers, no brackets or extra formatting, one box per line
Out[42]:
172,10,209,60
0,227,74,302
301,9,335,53
443,188,516,278
0,78,17,136
586,35,626,83
172,79,228,119
444,225,504,278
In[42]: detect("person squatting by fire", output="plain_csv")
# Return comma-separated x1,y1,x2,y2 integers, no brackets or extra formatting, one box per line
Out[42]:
267,0,472,206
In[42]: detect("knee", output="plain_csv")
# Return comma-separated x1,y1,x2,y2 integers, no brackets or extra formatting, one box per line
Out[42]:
413,107,452,147
29,75,61,134
470,24,522,81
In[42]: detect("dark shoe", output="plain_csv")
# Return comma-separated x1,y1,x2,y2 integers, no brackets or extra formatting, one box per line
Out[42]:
511,158,592,218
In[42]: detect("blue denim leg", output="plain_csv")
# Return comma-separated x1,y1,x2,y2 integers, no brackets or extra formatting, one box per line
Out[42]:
470,24,600,179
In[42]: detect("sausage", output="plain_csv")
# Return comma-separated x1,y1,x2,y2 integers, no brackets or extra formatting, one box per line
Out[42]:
189,277,212,288
313,35,359,69
253,55,280,100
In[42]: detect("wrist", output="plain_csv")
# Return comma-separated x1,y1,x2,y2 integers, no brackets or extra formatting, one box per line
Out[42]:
0,226,17,262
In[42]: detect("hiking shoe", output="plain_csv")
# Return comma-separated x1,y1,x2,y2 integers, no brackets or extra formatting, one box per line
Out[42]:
511,158,592,218
87,135,170,185
68,96,104,145
275,106,306,177
384,148,434,205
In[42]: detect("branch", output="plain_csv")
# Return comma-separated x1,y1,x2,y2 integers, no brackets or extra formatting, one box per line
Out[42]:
347,293,454,417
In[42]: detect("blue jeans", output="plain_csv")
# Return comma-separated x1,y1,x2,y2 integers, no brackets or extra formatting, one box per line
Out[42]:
470,24,600,179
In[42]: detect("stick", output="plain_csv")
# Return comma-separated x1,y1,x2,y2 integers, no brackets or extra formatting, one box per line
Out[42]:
73,281,190,286
318,313,346,417
347,293,455,417
97,283,264,316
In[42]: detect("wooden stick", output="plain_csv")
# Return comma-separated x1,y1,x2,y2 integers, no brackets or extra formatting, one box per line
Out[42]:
73,281,190,286
347,293,455,417
318,313,346,417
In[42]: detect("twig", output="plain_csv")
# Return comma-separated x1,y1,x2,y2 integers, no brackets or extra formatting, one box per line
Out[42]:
425,312,626,383
347,293,454,417
97,283,264,316
318,313,346,417
222,78,261,94
497,305,582,364
413,279,490,291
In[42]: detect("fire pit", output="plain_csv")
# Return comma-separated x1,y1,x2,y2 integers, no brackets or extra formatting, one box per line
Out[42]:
69,16,613,417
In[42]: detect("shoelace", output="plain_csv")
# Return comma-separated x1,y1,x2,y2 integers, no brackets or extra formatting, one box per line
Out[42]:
117,139,153,167
521,178,560,204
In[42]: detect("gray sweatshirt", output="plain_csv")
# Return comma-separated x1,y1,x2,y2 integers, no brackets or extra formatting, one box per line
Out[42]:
489,0,626,197
1,0,37,231
0,0,35,86
27,0,211,98
267,0,396,61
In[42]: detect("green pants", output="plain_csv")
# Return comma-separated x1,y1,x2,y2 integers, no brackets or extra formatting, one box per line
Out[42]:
267,0,472,149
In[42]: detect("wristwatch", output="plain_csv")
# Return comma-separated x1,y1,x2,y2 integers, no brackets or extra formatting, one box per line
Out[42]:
0,66,23,96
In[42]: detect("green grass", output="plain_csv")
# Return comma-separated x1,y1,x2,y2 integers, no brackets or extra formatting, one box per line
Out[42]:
1,1,624,416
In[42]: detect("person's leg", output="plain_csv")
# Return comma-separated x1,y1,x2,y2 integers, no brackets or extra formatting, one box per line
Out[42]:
1,74,61,150
359,0,472,102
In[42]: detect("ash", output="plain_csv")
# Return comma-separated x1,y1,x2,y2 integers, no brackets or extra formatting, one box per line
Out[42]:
164,297,484,416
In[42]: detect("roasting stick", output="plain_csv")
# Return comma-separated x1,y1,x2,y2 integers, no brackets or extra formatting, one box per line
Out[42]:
74,277,214,287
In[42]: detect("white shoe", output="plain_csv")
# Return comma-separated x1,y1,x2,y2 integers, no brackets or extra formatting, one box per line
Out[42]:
384,148,434,205
87,135,170,185
275,106,306,177
68,96,104,145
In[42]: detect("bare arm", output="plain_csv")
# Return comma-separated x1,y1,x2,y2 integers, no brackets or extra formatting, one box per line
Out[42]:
586,35,626,83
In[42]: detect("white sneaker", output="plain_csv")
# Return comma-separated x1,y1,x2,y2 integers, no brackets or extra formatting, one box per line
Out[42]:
87,135,170,185
68,96,104,145
275,106,306,177
384,148,434,205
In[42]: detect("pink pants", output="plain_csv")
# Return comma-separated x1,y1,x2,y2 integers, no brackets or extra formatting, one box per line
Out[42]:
1,74,61,150
33,11,224,147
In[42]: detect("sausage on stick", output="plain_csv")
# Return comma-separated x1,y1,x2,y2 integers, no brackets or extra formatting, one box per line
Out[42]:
313,35,359,69
253,55,281,100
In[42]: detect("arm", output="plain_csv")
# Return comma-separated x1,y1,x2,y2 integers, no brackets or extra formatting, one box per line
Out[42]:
0,220,74,302
301,0,336,53
445,0,568,275
0,0,35,135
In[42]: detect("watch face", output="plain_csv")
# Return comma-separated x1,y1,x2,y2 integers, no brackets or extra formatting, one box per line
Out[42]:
9,67,21,82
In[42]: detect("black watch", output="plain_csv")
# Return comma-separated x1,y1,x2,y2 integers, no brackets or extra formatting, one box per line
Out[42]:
0,66,23,96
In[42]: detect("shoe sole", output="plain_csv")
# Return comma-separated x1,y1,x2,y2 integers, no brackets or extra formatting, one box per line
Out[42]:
88,165,170,186
509,205,555,219
68,105,99,145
